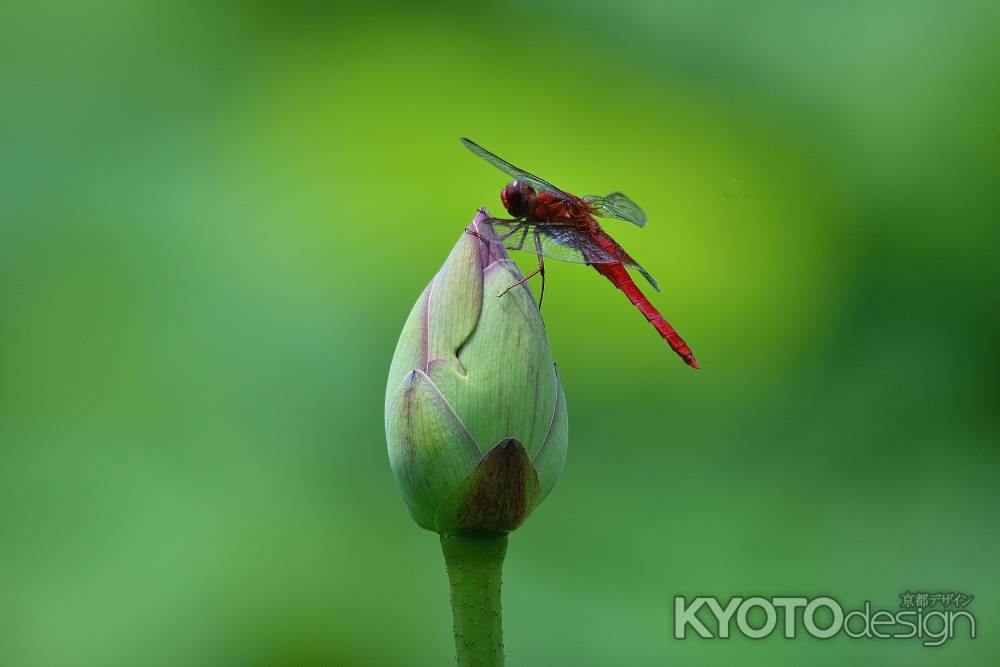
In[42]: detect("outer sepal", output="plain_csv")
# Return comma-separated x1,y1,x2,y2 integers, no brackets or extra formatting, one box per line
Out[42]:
532,371,568,501
428,259,556,457
386,369,481,531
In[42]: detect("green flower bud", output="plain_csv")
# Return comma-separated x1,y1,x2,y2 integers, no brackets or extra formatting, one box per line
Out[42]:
385,208,568,535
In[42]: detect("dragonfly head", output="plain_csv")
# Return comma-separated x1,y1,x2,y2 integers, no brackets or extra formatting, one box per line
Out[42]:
500,180,535,218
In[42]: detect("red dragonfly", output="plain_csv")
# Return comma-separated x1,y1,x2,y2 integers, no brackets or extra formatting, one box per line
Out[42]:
462,137,698,369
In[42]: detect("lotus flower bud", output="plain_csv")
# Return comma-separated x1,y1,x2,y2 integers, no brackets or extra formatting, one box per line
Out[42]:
385,208,568,536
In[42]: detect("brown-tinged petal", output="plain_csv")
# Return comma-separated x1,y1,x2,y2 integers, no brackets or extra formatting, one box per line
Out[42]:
434,437,542,536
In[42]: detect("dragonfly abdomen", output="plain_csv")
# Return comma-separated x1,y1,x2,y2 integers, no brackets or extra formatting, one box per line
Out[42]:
591,259,699,369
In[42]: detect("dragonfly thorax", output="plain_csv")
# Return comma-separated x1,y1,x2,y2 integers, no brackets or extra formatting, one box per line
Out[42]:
500,180,536,218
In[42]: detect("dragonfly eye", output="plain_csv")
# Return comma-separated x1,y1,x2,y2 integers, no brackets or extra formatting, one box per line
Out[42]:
501,181,530,217
501,184,516,210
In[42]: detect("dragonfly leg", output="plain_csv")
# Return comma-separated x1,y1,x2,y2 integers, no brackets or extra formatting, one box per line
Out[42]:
497,266,542,299
533,230,546,310
465,221,524,245
507,226,529,252
476,216,521,231
497,230,546,306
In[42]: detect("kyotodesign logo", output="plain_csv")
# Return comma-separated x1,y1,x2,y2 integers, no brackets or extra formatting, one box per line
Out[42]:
673,593,976,647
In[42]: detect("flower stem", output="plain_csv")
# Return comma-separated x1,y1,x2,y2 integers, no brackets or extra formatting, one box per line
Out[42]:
440,532,508,666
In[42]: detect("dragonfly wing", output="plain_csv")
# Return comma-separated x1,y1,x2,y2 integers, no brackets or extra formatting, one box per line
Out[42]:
627,258,660,291
591,229,661,291
477,219,660,289
473,219,532,251
461,138,574,201
478,219,621,264
537,226,626,264
584,192,647,227
541,228,661,290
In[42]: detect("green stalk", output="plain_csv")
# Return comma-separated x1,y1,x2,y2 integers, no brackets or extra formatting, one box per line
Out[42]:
440,532,508,666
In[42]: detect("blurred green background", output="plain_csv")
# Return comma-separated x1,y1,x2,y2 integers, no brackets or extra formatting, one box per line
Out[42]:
2,1,998,665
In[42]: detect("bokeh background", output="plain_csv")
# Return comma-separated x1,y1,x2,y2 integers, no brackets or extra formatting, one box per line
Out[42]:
3,1,999,665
